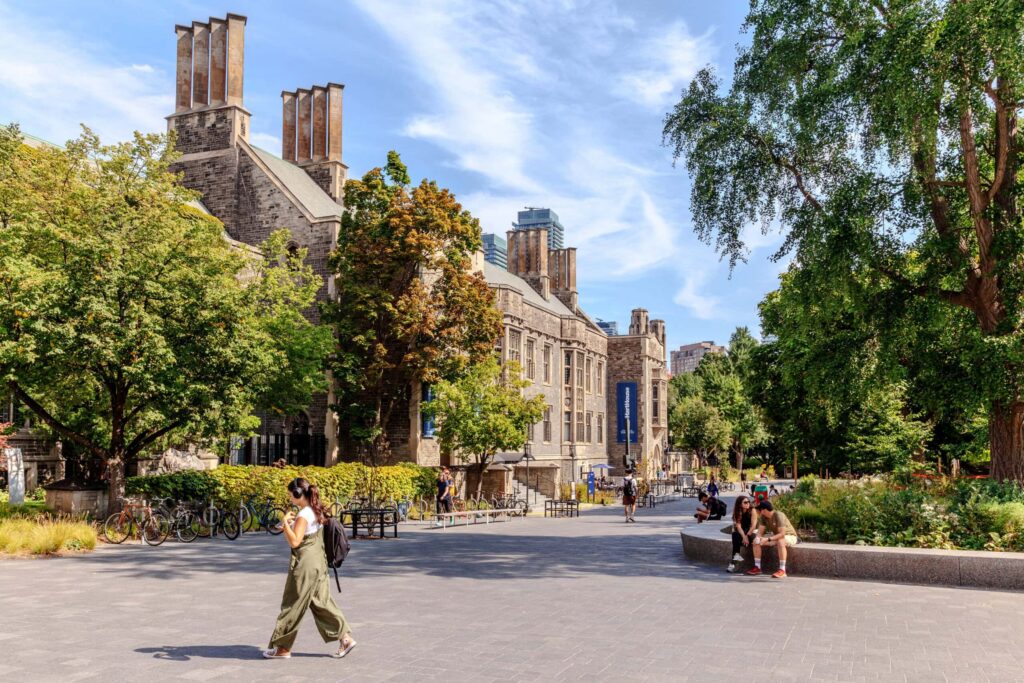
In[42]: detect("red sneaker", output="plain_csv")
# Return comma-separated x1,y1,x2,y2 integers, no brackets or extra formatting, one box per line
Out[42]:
745,567,762,576
772,569,787,579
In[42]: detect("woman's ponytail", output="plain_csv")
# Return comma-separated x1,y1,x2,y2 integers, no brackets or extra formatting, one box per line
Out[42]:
287,477,329,525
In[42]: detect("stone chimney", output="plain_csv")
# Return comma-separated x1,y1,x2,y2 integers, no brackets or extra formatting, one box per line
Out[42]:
629,308,649,336
168,13,249,153
649,319,666,346
506,228,551,299
280,82,347,201
548,247,578,311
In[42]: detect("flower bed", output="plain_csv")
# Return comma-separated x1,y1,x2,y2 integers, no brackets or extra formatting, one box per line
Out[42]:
775,475,1024,551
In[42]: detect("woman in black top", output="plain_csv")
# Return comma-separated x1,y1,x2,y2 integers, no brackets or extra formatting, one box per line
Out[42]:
729,495,757,572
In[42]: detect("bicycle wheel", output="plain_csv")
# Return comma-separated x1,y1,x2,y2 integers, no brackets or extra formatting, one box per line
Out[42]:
264,506,286,535
220,512,241,540
142,513,171,546
102,513,131,544
176,511,200,543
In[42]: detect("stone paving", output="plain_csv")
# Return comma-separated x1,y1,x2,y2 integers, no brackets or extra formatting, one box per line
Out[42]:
2,496,1024,682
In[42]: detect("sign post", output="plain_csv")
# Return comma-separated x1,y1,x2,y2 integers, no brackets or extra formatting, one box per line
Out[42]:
5,448,24,505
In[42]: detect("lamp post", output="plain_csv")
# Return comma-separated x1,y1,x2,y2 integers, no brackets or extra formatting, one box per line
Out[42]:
522,443,534,508
569,444,577,501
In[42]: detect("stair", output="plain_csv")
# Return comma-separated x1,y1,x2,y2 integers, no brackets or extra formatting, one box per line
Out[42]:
513,479,550,514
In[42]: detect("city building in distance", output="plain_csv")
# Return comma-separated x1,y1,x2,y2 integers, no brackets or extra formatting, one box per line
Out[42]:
670,341,726,374
513,207,565,250
595,319,619,336
482,233,507,268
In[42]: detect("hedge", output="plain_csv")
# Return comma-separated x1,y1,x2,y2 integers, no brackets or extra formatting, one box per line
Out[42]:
126,462,437,508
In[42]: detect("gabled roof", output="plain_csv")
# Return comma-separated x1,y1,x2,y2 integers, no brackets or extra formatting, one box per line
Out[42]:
482,260,575,318
243,142,344,221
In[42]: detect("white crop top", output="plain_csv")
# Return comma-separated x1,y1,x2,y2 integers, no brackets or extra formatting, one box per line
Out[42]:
297,506,321,535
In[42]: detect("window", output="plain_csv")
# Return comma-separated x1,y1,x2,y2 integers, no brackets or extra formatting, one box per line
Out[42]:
576,351,584,387
563,411,572,442
526,338,536,380
420,384,436,438
585,412,593,443
543,345,552,384
652,384,660,425
508,329,522,364
564,351,572,386
597,361,604,395
597,414,604,444
543,406,552,442
585,357,593,393
576,411,585,442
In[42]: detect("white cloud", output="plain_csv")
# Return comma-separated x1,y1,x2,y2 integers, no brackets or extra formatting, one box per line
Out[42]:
250,132,283,153
673,268,723,320
618,22,715,108
0,4,170,144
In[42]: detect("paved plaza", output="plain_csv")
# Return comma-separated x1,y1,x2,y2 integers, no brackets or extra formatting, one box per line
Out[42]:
2,497,1023,682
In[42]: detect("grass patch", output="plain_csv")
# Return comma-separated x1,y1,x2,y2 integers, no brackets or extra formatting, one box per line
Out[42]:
0,501,51,519
0,517,97,555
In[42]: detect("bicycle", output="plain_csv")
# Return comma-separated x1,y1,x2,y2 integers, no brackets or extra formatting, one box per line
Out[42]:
238,497,287,534
103,498,170,546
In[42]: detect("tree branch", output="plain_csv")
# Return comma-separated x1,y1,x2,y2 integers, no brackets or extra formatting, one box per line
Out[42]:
124,418,185,458
875,265,971,309
7,381,105,458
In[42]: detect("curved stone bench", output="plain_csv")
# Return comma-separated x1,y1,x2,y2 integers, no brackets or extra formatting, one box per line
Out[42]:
680,523,1024,590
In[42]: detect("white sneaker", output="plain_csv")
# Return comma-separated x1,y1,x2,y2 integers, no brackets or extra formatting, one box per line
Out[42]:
727,563,736,573
733,553,743,562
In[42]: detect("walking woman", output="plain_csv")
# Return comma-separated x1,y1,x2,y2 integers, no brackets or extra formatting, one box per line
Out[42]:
263,478,356,659
727,495,757,573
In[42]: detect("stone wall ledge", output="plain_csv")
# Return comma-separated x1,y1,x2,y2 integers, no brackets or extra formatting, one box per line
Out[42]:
680,522,1024,591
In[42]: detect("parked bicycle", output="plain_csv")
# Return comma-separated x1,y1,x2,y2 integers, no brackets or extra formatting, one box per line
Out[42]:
238,497,286,534
103,498,171,546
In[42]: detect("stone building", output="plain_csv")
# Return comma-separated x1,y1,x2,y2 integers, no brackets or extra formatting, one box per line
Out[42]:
167,13,344,466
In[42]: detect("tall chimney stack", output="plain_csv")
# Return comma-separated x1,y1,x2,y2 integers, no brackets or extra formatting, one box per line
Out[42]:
226,13,246,106
191,21,210,107
296,89,312,163
327,83,343,161
281,91,297,162
312,86,327,161
209,17,227,106
174,25,193,112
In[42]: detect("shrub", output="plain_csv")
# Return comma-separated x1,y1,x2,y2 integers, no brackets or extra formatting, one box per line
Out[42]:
126,462,437,508
0,518,97,555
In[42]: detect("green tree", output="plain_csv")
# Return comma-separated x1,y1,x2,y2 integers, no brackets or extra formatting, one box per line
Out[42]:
425,359,545,498
696,339,768,472
326,152,503,464
0,125,331,512
669,395,732,466
665,0,1024,480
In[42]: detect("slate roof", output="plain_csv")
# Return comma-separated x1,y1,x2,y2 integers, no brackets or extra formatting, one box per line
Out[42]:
244,143,344,221
482,260,575,318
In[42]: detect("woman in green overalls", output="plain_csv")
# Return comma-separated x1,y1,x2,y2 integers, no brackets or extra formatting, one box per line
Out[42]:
263,477,356,659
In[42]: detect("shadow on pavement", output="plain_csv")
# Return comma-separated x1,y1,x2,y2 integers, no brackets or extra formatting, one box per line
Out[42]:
135,644,324,660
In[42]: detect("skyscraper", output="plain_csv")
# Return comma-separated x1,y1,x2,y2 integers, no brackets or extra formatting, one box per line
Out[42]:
513,207,565,250
482,233,508,269
596,319,619,336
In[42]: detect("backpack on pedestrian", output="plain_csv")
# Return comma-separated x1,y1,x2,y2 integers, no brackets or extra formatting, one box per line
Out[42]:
623,478,637,498
323,516,351,591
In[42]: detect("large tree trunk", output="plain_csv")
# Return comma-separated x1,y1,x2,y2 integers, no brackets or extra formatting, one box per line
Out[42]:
989,401,1024,482
475,459,487,499
106,454,126,516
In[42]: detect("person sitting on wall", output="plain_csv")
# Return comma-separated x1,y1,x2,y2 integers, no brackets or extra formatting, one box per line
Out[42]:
694,492,726,523
746,500,799,579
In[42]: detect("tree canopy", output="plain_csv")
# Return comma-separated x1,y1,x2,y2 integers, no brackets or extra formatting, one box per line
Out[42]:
665,0,1024,480
0,125,331,511
326,152,503,464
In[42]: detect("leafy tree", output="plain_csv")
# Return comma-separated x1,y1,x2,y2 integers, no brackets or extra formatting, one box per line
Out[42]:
845,385,932,474
424,359,545,498
669,395,731,466
696,338,768,472
665,0,1024,480
326,152,503,464
0,125,331,512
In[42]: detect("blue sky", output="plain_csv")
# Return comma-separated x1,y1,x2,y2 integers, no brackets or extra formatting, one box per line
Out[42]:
0,0,788,356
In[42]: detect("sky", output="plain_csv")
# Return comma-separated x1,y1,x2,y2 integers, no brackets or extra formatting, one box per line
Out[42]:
0,0,789,357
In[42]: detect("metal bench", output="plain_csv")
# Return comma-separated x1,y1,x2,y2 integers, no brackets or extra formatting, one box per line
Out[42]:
544,499,580,518
341,508,399,538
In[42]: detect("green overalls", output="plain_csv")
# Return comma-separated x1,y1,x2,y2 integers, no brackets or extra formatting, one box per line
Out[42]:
268,527,352,650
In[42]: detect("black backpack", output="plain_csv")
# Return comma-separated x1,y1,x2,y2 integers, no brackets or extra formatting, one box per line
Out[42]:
323,516,351,591
623,478,637,497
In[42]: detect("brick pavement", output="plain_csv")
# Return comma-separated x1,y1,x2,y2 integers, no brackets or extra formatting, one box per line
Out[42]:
2,497,1023,682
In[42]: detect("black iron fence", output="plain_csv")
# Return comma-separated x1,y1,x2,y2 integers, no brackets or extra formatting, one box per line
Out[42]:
230,433,327,468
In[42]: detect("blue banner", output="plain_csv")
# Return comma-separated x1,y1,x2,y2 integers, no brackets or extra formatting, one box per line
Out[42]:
587,471,595,495
421,384,436,438
616,382,638,443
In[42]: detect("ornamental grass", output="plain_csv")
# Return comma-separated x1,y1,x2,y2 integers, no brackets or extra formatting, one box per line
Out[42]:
0,516,97,555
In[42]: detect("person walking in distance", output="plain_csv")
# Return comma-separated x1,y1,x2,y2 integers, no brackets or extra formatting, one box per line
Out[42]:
622,469,639,522
264,478,356,659
435,467,453,527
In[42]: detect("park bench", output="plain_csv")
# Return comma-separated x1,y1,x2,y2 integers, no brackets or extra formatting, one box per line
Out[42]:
544,499,580,518
342,508,399,539
433,507,523,529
